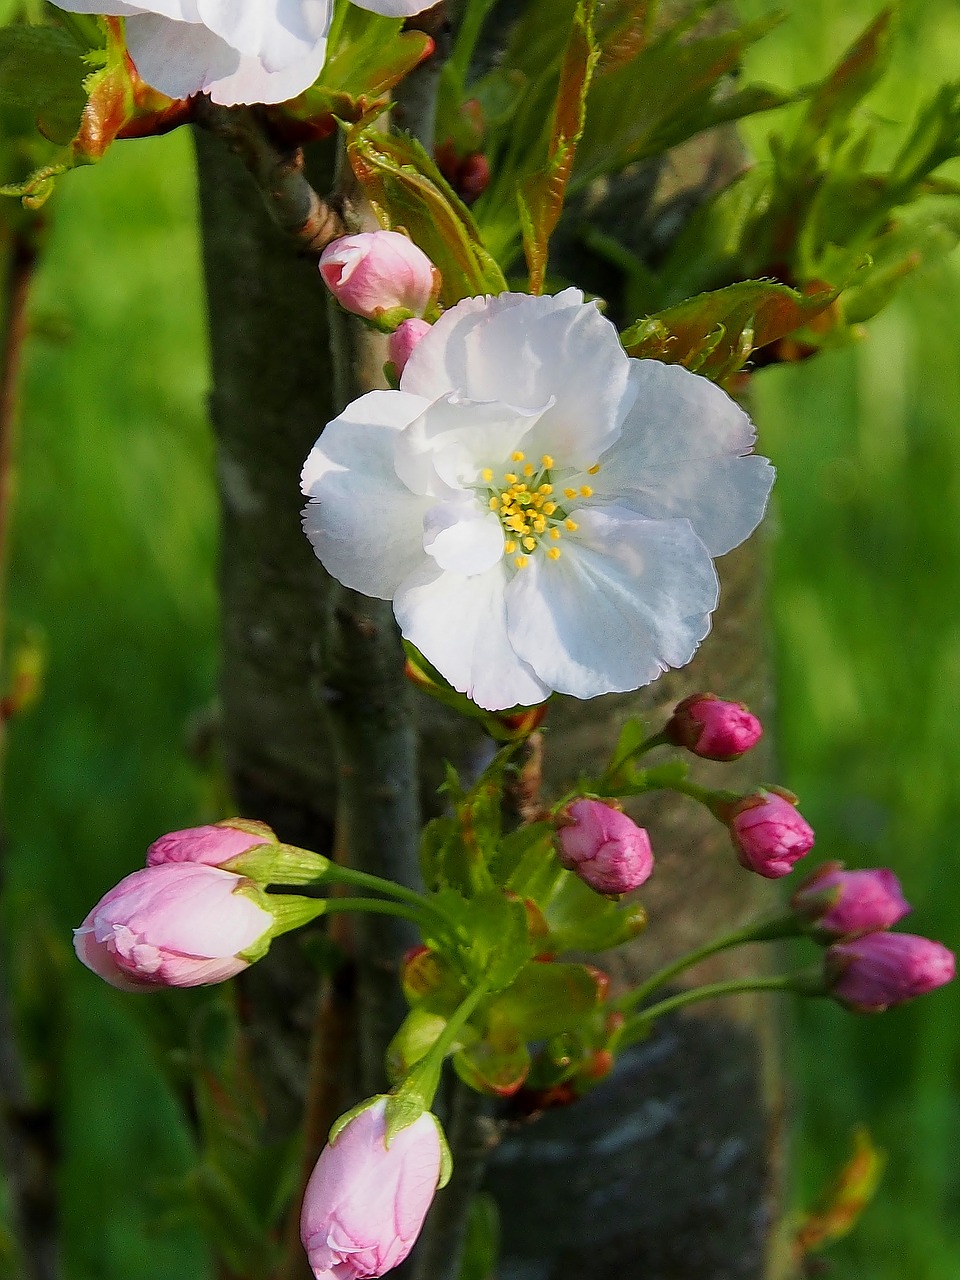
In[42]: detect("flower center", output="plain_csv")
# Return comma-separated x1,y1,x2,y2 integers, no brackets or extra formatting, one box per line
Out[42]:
480,452,599,570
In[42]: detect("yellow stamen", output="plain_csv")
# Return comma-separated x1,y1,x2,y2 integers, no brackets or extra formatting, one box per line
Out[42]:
514,555,529,569
549,528,562,541
541,455,555,469
540,483,554,495
523,463,535,477
481,468,494,483
542,501,557,515
511,451,526,463
504,540,517,554
579,485,593,498
522,536,537,551
489,495,500,510
587,463,600,475
504,473,518,485
533,516,547,533
547,547,562,560
565,518,578,532
564,487,577,500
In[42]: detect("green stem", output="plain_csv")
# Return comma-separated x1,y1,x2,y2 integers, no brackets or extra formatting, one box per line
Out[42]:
616,975,799,1051
616,913,803,1013
604,727,670,779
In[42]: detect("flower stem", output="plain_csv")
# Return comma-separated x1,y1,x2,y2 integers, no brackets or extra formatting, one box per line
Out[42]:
615,975,799,1050
616,913,803,1013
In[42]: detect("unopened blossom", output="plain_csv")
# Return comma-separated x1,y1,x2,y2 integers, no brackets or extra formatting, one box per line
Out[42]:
792,862,910,938
302,290,774,711
666,692,762,761
300,1097,443,1280
826,932,955,1012
728,790,814,878
51,0,435,107
147,818,275,867
74,863,273,991
320,233,437,324
556,799,654,895
389,318,432,375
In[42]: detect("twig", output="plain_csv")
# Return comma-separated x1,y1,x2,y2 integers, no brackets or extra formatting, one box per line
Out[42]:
193,101,344,253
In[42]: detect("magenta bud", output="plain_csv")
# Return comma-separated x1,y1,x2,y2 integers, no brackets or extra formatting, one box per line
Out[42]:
666,692,762,761
826,932,955,1012
146,819,275,868
555,799,654,895
388,317,432,376
319,232,437,323
728,790,814,878
300,1098,443,1280
791,862,910,938
73,863,273,991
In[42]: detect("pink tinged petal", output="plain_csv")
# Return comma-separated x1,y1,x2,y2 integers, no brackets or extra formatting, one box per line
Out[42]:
422,500,504,574
506,506,719,699
301,390,433,599
394,561,550,711
394,395,549,498
594,360,774,556
400,290,637,468
147,821,271,866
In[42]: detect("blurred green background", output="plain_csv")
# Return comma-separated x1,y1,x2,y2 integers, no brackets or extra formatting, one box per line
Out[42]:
4,1,960,1277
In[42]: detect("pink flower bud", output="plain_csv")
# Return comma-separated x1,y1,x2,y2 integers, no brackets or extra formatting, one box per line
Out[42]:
300,1098,443,1280
826,932,955,1012
146,819,275,868
388,318,432,376
73,863,274,991
555,799,654,895
791,862,910,938
666,692,762,761
728,790,814,878
319,232,436,322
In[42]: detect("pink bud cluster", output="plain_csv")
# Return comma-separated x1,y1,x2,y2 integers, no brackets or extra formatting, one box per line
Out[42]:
74,820,277,992
727,789,815,879
790,860,954,1011
555,799,654,896
666,692,762,761
319,232,437,327
300,1099,443,1280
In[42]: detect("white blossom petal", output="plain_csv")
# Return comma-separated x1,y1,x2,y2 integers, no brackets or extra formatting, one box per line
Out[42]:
400,290,637,468
351,0,438,15
53,0,197,16
395,563,550,711
593,360,775,555
506,506,719,699
394,395,549,497
423,500,504,575
301,391,432,599
196,0,330,70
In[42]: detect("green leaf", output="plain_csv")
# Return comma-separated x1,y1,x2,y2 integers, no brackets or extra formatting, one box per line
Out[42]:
346,118,506,304
386,1007,452,1082
453,1034,531,1097
801,8,894,143
449,890,534,991
518,0,600,293
487,961,604,1040
621,279,839,383
542,872,647,953
0,25,87,144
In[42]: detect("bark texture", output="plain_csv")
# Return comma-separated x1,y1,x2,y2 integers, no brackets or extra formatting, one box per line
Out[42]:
196,95,790,1279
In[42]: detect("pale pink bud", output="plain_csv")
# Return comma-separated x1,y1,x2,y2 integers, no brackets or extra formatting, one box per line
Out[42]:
826,932,955,1012
791,862,910,938
728,790,814,878
555,799,654,895
666,692,762,761
300,1098,442,1280
388,318,432,376
146,819,275,868
319,232,436,322
73,863,273,991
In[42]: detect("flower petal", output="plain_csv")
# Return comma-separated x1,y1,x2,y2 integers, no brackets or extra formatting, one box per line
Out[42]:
394,562,550,711
400,291,636,468
506,506,719,698
423,499,504,575
302,390,433,599
351,0,439,15
52,0,198,16
394,394,550,497
593,360,774,555
196,0,330,70
125,12,328,103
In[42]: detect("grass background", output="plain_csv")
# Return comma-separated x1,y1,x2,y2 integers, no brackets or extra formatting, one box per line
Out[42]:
4,0,960,1276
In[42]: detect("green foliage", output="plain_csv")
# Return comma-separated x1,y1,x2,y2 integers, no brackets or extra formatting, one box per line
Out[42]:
0,23,87,142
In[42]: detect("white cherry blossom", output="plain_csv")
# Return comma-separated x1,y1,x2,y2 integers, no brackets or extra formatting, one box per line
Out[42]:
52,0,434,106
301,290,775,712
